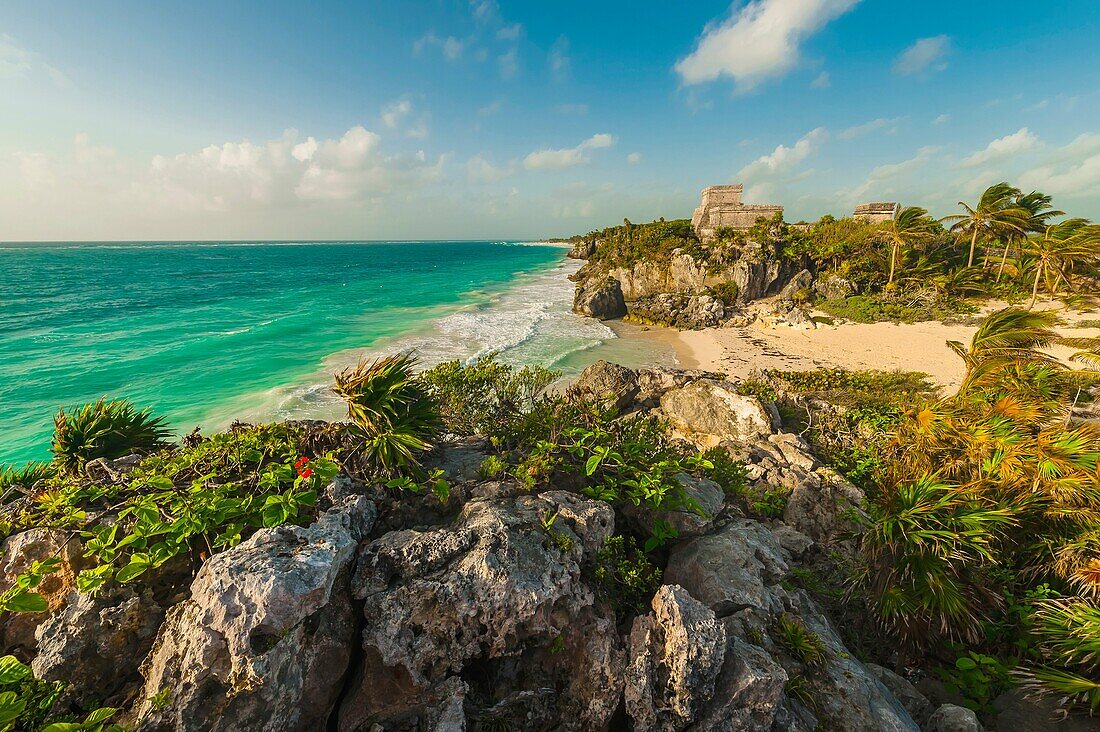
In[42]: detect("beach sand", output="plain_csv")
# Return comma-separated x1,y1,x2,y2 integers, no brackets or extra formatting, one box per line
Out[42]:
619,303,1099,393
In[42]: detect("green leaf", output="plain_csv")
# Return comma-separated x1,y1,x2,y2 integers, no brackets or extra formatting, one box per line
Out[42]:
115,555,152,583
956,656,977,670
1,589,48,613
0,691,27,728
83,707,119,724
585,455,601,476
0,656,31,684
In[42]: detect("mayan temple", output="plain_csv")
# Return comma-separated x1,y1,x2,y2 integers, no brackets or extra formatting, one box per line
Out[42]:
852,202,900,223
690,184,784,240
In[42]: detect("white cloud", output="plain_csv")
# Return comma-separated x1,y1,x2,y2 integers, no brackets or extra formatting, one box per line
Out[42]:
466,154,515,184
0,34,70,87
413,32,465,61
841,146,938,201
738,127,827,180
675,0,861,92
496,23,523,40
554,103,588,115
960,127,1041,168
810,71,830,89
524,133,616,171
837,117,902,140
627,152,642,165
549,36,571,81
498,48,518,79
1019,134,1100,198
893,35,951,76
381,99,412,128
469,0,499,22
932,114,951,125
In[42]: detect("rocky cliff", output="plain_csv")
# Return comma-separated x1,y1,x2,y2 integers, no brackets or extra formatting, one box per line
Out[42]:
1,361,1055,731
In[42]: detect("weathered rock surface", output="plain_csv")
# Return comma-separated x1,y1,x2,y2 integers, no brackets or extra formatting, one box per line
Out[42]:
33,585,164,707
341,489,622,731
927,704,983,732
572,276,627,319
566,359,640,412
625,584,726,731
815,272,856,300
133,495,375,732
868,664,933,726
661,379,778,447
783,468,866,545
567,238,597,259
627,292,729,330
992,688,1098,732
0,529,87,659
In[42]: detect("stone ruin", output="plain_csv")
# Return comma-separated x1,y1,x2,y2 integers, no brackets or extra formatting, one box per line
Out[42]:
853,202,900,223
690,185,783,240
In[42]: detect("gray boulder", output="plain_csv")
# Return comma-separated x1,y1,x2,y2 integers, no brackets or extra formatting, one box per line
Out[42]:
660,379,778,447
992,688,1097,732
573,276,627,320
625,585,726,731
815,273,856,300
568,238,596,259
868,664,933,726
927,704,983,732
783,468,866,545
133,495,375,732
567,360,640,412
779,269,814,300
341,490,622,731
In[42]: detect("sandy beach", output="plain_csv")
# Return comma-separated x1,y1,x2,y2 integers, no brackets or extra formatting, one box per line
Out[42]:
621,304,1099,393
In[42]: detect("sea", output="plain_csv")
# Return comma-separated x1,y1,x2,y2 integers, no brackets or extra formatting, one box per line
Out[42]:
0,240,676,464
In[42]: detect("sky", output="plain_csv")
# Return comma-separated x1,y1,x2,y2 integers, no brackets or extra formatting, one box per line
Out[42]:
1,0,1099,241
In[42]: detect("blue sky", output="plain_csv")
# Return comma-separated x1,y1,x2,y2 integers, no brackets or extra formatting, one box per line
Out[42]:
2,0,1099,240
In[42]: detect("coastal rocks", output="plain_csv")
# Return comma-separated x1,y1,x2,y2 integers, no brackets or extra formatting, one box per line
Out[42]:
660,379,778,447
133,495,374,732
627,292,728,330
729,256,805,302
0,529,87,659
625,585,726,731
815,273,856,300
340,490,621,731
32,585,164,707
566,359,640,412
663,520,919,731
572,276,627,320
991,688,1098,732
608,252,713,301
567,238,597,259
778,269,814,300
867,665,933,727
783,468,866,545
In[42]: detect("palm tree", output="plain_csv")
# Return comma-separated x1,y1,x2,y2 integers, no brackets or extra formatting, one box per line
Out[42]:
942,182,1030,268
995,191,1063,282
881,206,936,285
1023,218,1100,308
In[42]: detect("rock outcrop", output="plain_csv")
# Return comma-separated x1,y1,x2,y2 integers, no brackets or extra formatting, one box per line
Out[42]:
572,276,627,319
627,292,729,329
660,379,778,447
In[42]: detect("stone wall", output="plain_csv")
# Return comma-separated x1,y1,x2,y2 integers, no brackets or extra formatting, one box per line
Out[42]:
853,202,899,223
691,185,783,240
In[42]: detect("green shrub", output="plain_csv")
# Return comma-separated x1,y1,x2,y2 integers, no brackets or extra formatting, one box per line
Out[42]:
752,489,788,519
938,650,1013,715
51,398,171,473
0,463,56,498
333,353,439,475
773,613,827,667
701,447,748,497
592,535,662,622
477,455,507,480
709,281,740,308
0,654,122,731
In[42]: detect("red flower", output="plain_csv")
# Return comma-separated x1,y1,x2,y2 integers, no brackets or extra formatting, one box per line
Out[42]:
295,456,311,478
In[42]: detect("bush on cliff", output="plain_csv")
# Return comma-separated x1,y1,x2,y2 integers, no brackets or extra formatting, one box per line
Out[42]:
51,398,171,475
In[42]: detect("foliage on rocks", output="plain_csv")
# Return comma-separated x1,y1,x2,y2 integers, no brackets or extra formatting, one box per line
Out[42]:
50,399,171,475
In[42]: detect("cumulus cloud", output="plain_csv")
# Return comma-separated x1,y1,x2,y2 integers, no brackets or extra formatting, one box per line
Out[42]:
893,35,951,76
1019,134,1100,198
381,99,412,128
932,114,951,125
675,0,861,92
960,127,1041,167
524,133,616,171
738,127,827,180
837,117,903,140
841,146,938,201
496,23,523,40
810,71,830,89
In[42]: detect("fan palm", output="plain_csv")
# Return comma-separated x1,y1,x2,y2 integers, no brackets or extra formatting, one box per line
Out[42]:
942,182,1031,268
947,307,1062,394
881,206,936,285
1024,219,1100,308
332,353,440,475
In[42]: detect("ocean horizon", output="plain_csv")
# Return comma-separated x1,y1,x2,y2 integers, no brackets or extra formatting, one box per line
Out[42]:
0,239,673,465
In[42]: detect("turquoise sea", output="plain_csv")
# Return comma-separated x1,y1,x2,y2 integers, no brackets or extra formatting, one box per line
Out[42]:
0,241,674,465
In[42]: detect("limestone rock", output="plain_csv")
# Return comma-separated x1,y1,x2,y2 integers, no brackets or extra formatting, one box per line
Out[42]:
567,238,596,259
779,269,813,300
0,529,87,658
134,495,375,732
33,585,164,707
992,688,1097,732
660,379,777,447
868,665,932,726
927,704,983,732
624,585,726,731
341,490,621,731
567,360,640,412
815,273,856,300
573,276,627,320
429,436,490,483
627,292,727,330
783,468,866,545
